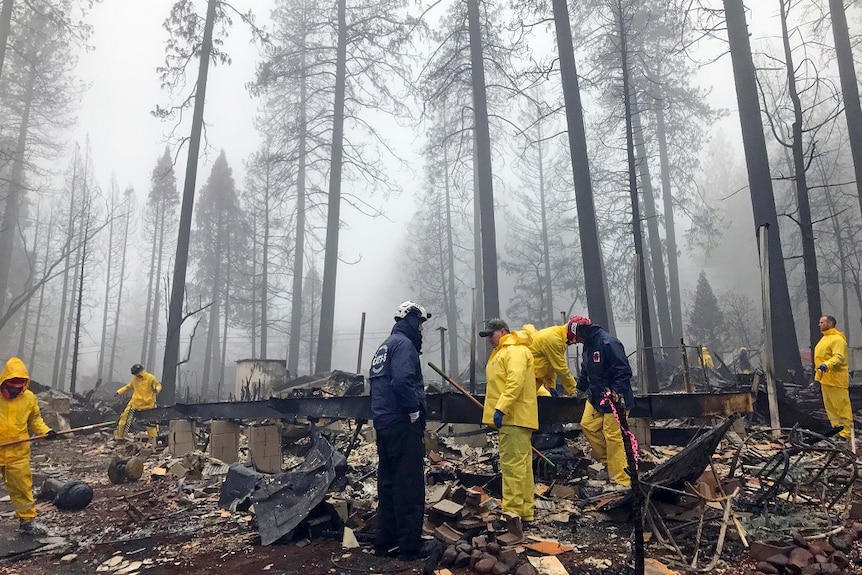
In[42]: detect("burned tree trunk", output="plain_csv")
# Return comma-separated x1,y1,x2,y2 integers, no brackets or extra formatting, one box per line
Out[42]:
162,0,218,403
655,104,683,343
315,0,347,372
779,0,821,359
619,1,658,393
52,157,78,389
828,0,862,217
467,0,500,321
551,0,614,330
723,0,803,382
631,90,672,348
288,56,308,372
0,68,35,312
443,137,460,378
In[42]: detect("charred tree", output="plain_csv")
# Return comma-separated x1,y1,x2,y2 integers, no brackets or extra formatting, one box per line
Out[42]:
467,0,500,321
723,0,803,382
161,0,218,403
828,0,862,217
315,0,347,372
777,0,821,359
551,0,614,330
618,0,658,393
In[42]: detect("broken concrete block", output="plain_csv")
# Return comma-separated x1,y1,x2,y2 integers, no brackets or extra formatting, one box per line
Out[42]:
432,499,464,518
341,527,359,549
169,420,196,456
168,460,189,478
209,420,240,464
247,424,282,473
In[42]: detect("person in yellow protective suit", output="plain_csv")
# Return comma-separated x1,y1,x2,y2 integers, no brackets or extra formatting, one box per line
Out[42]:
481,318,538,522
116,364,162,442
0,357,58,535
522,322,578,397
700,347,714,368
814,315,853,440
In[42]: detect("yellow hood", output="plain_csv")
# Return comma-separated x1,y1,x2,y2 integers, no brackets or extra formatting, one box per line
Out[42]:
0,357,30,390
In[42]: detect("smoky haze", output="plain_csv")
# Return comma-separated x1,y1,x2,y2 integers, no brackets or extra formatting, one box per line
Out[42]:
1,0,859,398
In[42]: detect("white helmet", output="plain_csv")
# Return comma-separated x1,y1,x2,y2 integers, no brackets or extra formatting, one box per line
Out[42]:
394,300,431,322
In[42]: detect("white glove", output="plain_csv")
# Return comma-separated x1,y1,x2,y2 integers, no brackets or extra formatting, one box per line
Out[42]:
409,411,420,423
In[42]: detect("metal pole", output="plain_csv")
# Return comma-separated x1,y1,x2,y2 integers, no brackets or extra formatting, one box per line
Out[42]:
356,312,366,373
758,224,782,439
470,288,477,394
438,326,447,386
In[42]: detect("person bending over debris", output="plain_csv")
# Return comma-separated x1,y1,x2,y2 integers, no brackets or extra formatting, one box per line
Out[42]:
481,318,538,523
571,316,635,488
115,364,161,444
522,319,579,397
369,300,435,561
0,357,59,535
814,315,853,441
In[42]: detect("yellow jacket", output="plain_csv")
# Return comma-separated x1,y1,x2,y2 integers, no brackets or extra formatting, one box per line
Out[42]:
0,357,51,465
483,330,538,430
814,328,849,388
701,348,714,368
118,370,162,409
523,324,577,395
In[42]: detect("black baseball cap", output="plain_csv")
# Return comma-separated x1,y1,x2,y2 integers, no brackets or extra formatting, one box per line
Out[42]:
479,318,509,338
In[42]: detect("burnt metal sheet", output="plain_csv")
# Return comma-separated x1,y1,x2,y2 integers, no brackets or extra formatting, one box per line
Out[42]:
641,416,736,492
135,392,752,424
252,431,344,545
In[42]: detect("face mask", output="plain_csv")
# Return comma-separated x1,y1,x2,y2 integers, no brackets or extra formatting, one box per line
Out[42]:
1,383,24,400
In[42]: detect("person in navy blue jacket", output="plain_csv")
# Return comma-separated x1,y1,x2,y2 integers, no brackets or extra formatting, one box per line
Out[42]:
369,300,432,561
571,316,635,487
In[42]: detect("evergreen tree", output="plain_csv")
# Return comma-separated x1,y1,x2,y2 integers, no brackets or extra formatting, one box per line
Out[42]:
191,151,248,398
688,271,723,350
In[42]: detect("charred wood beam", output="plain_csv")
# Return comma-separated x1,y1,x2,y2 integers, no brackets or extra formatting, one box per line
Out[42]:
135,392,752,424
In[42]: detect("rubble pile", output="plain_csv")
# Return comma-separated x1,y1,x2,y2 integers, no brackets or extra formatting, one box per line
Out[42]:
749,525,862,575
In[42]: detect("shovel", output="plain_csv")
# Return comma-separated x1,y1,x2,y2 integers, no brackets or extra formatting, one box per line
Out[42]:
0,420,117,448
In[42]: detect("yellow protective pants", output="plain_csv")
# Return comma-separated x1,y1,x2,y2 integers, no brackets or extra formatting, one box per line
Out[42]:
498,425,535,521
581,401,630,486
116,403,157,439
821,385,853,440
0,456,36,520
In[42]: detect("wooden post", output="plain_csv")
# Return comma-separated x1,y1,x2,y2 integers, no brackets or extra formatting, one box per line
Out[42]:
681,338,693,393
356,312,366,374
758,225,782,439
438,326,447,386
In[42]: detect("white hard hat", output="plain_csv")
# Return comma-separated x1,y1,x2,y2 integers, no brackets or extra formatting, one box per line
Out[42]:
394,300,431,322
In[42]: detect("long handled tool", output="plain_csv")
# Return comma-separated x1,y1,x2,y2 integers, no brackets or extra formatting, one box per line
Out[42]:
428,362,555,468
0,420,116,448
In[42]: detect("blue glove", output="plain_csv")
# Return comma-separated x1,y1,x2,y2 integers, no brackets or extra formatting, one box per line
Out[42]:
493,409,504,429
818,364,828,372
